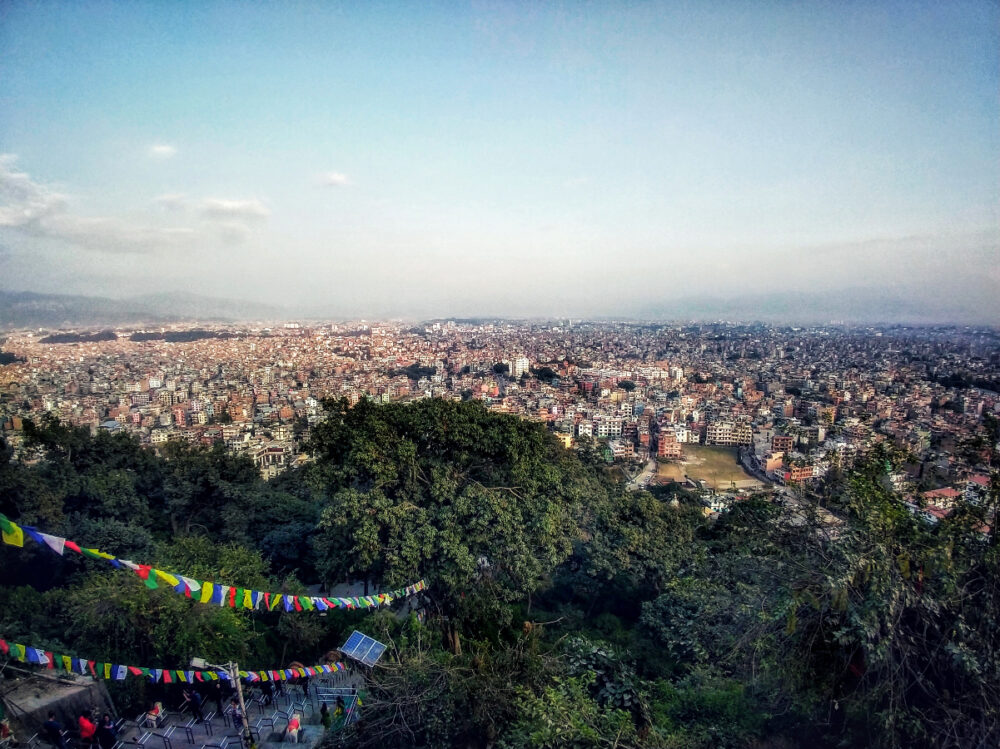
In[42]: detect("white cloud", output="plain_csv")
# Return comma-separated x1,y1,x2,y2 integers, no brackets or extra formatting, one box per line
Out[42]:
200,198,270,221
0,154,68,227
0,156,268,254
320,172,351,186
149,144,177,159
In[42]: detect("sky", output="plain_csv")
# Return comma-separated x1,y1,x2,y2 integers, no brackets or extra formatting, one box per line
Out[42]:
0,1,997,322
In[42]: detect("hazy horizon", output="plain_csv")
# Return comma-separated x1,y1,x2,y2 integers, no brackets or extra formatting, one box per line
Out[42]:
1,2,998,322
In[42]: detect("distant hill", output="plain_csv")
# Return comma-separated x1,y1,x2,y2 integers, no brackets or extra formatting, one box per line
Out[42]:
135,292,285,323
0,290,286,330
637,287,992,326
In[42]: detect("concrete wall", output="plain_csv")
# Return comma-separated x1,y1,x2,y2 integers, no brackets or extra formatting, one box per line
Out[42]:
2,672,115,742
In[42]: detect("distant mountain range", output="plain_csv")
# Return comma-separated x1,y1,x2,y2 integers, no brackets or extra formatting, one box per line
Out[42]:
636,287,995,326
1,286,994,330
0,290,286,330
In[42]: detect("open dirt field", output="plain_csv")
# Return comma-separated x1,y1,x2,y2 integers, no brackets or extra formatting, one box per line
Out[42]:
656,444,760,489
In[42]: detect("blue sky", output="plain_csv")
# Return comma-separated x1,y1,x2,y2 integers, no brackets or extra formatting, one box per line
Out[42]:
1,1,997,321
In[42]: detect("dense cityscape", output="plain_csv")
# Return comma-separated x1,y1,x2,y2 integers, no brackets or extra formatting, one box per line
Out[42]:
2,321,997,524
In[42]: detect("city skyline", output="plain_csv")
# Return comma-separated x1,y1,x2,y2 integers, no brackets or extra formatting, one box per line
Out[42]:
1,1,998,322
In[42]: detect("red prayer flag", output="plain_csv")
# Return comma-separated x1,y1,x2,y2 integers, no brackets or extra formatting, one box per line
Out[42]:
128,666,142,676
137,565,151,580
195,671,204,682
163,670,173,683
46,651,55,669
293,597,303,612
88,660,96,677
264,592,271,609
64,540,81,553
229,587,236,607
0,640,8,654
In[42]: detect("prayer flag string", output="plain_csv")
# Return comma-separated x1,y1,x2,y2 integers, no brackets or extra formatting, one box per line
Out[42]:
0,513,427,612
0,636,347,683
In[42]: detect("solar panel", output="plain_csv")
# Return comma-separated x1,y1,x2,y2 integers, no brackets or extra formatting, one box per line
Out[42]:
342,631,365,653
340,630,388,667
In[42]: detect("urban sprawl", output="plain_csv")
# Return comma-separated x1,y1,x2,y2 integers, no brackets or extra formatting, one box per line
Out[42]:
1,321,997,525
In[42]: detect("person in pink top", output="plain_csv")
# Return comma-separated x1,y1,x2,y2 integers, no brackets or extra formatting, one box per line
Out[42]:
285,714,301,743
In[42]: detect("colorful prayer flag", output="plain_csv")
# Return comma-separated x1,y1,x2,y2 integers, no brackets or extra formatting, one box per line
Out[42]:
155,569,180,587
1,518,24,547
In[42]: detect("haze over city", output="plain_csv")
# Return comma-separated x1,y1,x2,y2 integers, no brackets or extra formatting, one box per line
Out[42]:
0,1,997,322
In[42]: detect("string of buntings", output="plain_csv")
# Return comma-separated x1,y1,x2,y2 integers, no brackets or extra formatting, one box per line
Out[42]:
0,637,347,684
0,513,427,612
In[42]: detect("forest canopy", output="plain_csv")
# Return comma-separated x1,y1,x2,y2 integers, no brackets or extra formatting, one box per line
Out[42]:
0,400,997,748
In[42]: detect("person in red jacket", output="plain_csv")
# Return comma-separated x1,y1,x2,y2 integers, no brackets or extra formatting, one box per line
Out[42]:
78,712,97,747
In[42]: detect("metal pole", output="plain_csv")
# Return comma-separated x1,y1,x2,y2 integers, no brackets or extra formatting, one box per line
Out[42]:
230,661,253,749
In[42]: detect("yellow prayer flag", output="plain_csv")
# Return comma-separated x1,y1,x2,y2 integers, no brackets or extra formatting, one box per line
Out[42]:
200,582,214,604
1,522,24,547
155,569,180,587
103,663,112,679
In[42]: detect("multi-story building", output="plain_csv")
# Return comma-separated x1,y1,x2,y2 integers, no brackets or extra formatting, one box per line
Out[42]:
512,356,530,379
609,439,634,460
657,431,682,459
772,434,794,452
705,420,753,446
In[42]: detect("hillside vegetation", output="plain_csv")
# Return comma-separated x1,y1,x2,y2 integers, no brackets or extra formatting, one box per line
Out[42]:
0,400,997,748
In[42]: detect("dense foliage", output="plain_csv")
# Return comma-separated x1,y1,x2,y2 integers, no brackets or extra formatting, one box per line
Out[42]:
0,400,997,748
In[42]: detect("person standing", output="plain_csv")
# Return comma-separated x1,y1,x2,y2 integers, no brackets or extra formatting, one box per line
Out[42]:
78,711,97,747
42,713,66,749
211,681,226,717
96,714,116,749
184,690,205,723
319,703,332,731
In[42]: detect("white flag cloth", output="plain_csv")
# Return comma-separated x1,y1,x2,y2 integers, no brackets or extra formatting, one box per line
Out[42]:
39,533,65,555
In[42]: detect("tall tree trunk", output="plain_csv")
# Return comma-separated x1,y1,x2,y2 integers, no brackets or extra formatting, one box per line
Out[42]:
447,623,462,656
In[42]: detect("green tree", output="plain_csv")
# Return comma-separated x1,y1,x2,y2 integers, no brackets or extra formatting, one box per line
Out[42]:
307,399,596,651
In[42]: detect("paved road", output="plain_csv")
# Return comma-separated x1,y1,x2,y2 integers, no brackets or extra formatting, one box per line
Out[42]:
627,458,657,491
